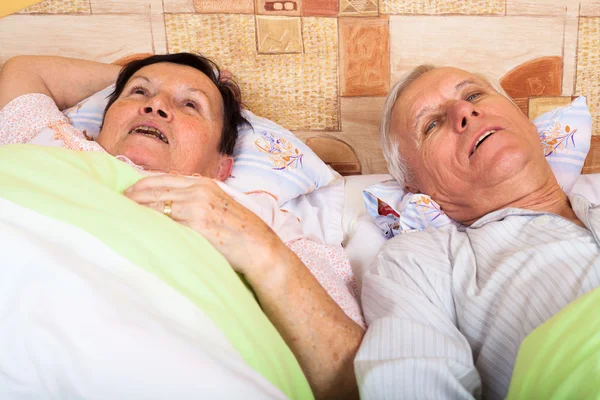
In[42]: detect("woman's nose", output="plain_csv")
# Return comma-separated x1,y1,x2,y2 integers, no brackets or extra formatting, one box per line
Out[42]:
451,101,480,134
143,106,169,119
140,95,173,121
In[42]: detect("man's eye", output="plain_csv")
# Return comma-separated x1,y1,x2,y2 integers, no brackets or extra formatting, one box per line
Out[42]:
425,120,438,134
466,93,482,102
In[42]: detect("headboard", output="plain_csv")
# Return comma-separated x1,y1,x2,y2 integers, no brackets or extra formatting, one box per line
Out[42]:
1,0,599,174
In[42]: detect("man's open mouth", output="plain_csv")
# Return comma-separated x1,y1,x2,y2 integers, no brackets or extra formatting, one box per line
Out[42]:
470,130,496,156
129,126,168,144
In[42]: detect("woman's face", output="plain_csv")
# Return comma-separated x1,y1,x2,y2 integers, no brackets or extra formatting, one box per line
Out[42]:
97,62,232,180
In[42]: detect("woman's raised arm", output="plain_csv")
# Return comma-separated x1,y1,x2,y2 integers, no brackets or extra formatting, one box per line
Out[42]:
0,55,121,111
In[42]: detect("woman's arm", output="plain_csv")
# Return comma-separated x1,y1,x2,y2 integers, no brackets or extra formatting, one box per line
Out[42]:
124,175,365,400
249,239,364,400
0,55,121,111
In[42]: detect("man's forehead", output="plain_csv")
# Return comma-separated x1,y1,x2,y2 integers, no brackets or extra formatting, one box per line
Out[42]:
395,68,490,126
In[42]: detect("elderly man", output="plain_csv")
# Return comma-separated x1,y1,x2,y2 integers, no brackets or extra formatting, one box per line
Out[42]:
354,65,600,399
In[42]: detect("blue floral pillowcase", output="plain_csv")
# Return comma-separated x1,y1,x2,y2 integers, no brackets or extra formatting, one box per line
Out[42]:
364,96,593,239
63,85,337,205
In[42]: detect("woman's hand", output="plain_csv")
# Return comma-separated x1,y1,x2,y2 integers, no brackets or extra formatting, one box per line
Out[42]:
124,174,282,279
126,174,364,399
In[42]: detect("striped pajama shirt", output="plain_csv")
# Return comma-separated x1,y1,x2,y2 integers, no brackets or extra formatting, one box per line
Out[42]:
355,194,600,399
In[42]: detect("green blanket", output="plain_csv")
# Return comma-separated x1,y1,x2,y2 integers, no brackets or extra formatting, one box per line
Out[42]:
507,287,600,399
0,144,313,400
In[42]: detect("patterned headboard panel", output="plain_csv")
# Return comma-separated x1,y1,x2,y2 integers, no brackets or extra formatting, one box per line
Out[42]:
0,0,599,174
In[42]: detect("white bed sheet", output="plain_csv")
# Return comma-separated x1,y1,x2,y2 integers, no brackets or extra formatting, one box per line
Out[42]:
0,198,285,400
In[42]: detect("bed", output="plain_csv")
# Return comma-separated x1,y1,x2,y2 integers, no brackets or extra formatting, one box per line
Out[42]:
1,2,600,398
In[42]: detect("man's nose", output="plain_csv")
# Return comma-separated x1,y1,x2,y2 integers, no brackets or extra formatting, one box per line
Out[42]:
451,101,480,134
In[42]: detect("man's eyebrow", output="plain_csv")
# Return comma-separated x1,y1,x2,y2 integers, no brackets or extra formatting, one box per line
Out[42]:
455,79,478,91
412,79,484,133
413,105,433,134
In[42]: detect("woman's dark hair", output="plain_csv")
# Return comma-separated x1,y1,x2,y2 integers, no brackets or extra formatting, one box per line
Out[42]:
103,52,249,155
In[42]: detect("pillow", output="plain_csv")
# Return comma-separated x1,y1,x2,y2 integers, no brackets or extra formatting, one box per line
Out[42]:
281,167,345,246
62,84,336,205
229,109,336,205
342,174,390,291
363,179,460,239
536,96,592,192
363,96,593,238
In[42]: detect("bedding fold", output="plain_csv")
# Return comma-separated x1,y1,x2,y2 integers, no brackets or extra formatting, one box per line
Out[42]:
0,144,313,400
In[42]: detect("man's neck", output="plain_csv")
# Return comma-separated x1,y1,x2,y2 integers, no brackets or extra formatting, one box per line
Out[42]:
502,180,585,228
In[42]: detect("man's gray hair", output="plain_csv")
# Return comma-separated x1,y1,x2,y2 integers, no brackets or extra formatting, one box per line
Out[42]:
380,65,514,188
380,65,437,187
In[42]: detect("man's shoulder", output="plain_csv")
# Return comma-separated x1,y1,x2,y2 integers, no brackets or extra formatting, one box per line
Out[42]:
369,225,461,276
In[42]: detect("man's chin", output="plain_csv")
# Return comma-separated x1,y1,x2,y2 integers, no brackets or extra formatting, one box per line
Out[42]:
481,144,533,179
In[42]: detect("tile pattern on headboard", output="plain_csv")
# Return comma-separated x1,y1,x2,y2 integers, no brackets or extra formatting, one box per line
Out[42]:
1,0,599,174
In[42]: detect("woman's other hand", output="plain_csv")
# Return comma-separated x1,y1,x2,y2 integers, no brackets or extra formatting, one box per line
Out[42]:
124,174,282,280
126,173,363,399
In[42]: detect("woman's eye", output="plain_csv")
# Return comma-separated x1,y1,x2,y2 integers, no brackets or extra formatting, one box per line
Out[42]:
466,92,482,102
424,120,438,134
131,86,147,95
184,101,197,109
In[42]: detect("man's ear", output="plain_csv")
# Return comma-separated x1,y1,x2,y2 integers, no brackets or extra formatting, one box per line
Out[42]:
404,176,420,194
214,156,233,181
404,184,420,193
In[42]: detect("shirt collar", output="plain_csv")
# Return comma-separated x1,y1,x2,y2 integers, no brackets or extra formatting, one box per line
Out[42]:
467,193,598,231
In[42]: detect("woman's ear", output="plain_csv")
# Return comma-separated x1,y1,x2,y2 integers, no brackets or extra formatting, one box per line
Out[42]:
214,156,233,181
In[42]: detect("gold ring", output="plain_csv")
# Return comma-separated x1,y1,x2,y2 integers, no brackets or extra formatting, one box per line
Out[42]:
163,200,173,218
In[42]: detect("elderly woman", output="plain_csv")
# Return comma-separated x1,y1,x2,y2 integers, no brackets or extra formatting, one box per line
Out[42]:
354,65,600,399
0,53,363,399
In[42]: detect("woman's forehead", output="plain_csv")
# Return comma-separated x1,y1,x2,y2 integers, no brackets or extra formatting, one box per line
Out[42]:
129,62,223,114
131,63,218,94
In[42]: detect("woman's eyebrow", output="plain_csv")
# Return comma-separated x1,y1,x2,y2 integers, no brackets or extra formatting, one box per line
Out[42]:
188,88,214,114
127,76,151,85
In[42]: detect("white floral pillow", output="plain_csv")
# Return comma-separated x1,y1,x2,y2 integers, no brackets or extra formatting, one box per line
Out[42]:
228,110,336,205
536,96,591,192
363,96,593,238
63,85,336,205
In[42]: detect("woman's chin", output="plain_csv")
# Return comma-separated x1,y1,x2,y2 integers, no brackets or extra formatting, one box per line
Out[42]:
119,146,166,172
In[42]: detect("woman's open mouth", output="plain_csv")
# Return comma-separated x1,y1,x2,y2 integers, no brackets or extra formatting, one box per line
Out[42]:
129,126,168,144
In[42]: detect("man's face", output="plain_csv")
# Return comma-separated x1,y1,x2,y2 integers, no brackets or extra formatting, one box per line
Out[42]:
97,62,231,180
392,67,552,224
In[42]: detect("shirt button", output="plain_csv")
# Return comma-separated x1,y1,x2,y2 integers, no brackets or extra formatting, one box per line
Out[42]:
535,215,551,226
